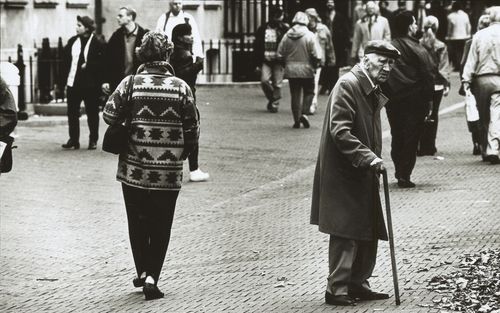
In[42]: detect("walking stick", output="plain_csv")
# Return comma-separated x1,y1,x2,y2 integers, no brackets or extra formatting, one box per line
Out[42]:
382,169,401,305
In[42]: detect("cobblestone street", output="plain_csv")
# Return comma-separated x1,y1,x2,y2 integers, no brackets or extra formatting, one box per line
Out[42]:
1,73,499,312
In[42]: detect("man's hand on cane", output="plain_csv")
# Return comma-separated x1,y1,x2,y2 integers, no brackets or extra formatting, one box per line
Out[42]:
370,157,385,174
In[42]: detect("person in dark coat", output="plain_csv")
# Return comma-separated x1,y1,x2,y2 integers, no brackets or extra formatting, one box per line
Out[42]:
320,0,350,94
389,0,408,33
253,7,289,113
61,16,105,150
311,40,400,307
170,23,210,183
383,11,436,188
428,0,449,41
102,6,148,95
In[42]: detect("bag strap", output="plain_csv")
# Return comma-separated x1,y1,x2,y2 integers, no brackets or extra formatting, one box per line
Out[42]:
163,11,170,31
124,75,135,126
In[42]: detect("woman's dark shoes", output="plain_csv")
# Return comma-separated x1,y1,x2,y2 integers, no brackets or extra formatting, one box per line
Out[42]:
293,121,301,129
397,178,416,188
473,144,481,155
325,292,356,306
486,155,500,164
143,283,164,300
300,115,310,128
133,277,145,288
349,290,390,300
88,141,97,150
62,140,80,149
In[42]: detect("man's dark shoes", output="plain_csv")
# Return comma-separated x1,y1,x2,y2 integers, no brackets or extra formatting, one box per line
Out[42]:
293,121,301,129
143,283,164,300
349,290,390,301
267,101,278,113
88,141,97,150
300,114,310,128
133,277,145,288
62,140,80,150
397,178,416,188
325,292,356,306
486,155,500,164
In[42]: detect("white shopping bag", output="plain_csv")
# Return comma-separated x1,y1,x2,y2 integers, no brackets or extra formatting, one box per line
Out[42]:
465,90,480,122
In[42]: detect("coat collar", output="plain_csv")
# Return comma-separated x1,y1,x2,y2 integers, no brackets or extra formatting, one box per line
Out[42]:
351,64,389,109
137,61,174,76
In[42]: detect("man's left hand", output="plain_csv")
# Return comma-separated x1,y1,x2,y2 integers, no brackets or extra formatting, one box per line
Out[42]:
370,158,385,174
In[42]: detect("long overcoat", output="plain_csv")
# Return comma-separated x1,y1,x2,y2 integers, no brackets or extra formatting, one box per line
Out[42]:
310,65,388,241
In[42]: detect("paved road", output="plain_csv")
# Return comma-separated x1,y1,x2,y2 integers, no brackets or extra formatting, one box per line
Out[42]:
1,73,499,312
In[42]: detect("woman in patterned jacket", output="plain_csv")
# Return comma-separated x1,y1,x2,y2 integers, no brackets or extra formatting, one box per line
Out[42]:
103,31,199,300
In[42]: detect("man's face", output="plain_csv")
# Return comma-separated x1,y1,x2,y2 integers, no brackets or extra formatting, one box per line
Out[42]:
409,16,418,36
418,0,426,9
76,21,86,35
327,0,335,10
117,9,132,26
170,1,183,15
364,54,395,84
308,17,318,29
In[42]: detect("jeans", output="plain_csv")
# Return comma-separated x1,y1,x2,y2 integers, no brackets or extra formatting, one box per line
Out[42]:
288,78,314,123
261,62,284,102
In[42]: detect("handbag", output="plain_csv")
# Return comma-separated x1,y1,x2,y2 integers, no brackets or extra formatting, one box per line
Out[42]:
102,75,135,154
0,136,14,173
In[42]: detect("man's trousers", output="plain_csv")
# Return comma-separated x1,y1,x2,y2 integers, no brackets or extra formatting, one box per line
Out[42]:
327,236,378,296
472,76,500,157
260,62,284,103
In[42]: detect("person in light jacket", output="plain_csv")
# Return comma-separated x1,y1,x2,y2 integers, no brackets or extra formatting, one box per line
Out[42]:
311,40,400,306
103,31,199,300
277,11,320,129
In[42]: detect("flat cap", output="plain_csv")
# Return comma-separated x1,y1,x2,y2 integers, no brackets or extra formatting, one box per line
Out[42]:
364,40,400,59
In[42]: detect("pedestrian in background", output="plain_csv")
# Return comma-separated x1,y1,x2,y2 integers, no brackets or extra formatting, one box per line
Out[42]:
383,11,435,188
413,0,429,39
253,7,289,113
277,12,320,129
418,15,450,156
0,76,17,174
350,1,391,64
304,8,335,115
428,0,448,42
459,14,490,156
320,0,350,95
103,32,199,300
170,23,209,182
378,0,393,22
311,40,400,307
155,0,204,62
447,1,471,71
102,7,147,95
462,7,500,164
61,16,105,150
389,0,408,34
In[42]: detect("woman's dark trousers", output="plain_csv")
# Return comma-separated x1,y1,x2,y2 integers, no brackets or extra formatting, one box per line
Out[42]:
386,97,429,180
418,89,444,155
66,86,100,144
122,184,179,284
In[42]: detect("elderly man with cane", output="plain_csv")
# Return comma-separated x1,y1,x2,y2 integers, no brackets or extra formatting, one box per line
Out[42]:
311,40,400,306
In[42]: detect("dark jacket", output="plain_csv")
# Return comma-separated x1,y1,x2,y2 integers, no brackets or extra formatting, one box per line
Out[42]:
63,34,106,89
104,25,148,91
383,36,435,103
254,21,289,65
170,43,203,91
311,65,388,241
325,11,350,67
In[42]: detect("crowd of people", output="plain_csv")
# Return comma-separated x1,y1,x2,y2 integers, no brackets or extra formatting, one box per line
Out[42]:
1,0,499,306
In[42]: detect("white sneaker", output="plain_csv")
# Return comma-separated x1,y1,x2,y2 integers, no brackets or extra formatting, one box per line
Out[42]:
189,169,210,182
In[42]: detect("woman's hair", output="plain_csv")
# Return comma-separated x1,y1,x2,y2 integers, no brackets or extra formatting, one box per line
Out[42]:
424,15,439,33
392,11,414,38
477,14,491,30
138,31,173,63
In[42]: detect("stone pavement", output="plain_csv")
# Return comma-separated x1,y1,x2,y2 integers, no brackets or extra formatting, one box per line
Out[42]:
1,73,499,312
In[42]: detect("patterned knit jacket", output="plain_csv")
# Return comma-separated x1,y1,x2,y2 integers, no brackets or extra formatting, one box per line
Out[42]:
103,61,199,190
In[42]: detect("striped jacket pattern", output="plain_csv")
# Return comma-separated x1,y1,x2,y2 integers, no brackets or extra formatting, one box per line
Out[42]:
103,61,199,190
